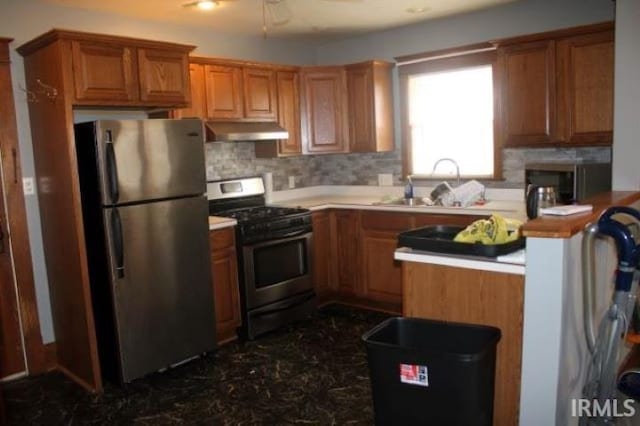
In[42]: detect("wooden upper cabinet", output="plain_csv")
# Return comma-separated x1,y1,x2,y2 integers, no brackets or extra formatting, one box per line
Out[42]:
204,64,244,120
498,40,557,146
253,69,303,158
189,62,280,122
173,63,206,119
137,47,190,104
496,22,614,147
301,67,348,154
71,40,138,103
242,67,277,120
58,31,194,106
275,71,301,155
556,30,614,145
346,61,394,153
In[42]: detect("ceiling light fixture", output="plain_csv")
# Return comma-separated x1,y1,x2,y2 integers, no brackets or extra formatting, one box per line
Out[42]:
196,0,218,10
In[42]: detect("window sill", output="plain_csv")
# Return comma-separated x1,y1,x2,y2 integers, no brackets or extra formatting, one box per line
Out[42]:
409,174,506,182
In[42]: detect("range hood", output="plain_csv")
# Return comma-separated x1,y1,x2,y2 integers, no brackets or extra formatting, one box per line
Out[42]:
204,121,288,142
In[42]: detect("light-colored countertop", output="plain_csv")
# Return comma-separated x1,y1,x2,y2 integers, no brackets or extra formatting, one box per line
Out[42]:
274,195,526,220
394,247,526,275
208,216,237,231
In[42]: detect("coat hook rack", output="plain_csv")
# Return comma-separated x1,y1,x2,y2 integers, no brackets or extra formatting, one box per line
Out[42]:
18,79,58,103
18,83,37,103
35,79,58,101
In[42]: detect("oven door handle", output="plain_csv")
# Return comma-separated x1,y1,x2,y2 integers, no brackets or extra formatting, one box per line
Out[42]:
245,230,312,248
274,229,311,240
252,292,315,317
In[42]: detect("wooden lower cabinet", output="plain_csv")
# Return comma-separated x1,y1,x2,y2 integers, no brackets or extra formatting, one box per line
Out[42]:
403,262,524,426
361,231,403,303
360,211,413,304
210,228,241,344
311,211,333,299
333,210,361,296
312,210,481,311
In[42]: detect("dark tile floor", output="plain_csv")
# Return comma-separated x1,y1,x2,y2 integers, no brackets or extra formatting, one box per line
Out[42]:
3,304,390,425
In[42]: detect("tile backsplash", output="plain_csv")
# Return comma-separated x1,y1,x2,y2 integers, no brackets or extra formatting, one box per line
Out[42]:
205,142,611,190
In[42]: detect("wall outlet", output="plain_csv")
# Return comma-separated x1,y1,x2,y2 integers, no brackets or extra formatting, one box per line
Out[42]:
22,177,35,195
378,173,393,186
288,176,296,189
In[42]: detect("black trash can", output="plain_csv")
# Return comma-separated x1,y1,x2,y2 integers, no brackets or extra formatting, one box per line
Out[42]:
362,317,501,426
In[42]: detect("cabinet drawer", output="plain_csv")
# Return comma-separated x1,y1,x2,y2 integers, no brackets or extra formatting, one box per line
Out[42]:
210,227,236,251
361,211,413,232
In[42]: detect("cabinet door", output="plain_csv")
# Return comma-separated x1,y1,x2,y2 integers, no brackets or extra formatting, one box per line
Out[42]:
347,61,395,153
173,63,206,119
137,47,190,105
204,65,244,120
361,231,403,304
276,71,302,155
210,228,241,344
556,30,614,145
243,67,277,120
301,68,348,153
498,40,558,146
71,40,138,103
334,210,360,295
347,64,374,152
311,211,332,298
360,211,413,304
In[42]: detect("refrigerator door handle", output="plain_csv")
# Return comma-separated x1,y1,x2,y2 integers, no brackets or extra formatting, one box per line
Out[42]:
105,131,119,204
111,208,125,279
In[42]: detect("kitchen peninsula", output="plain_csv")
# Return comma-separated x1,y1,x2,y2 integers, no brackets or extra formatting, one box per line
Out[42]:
395,191,640,426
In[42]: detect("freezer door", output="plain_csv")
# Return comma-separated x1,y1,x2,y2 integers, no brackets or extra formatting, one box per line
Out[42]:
95,119,206,205
103,196,216,382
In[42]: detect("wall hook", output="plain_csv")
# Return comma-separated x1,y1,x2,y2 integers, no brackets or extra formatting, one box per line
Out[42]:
36,79,58,101
18,83,38,103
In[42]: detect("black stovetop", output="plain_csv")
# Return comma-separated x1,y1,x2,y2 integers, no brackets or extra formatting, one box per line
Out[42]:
215,205,310,223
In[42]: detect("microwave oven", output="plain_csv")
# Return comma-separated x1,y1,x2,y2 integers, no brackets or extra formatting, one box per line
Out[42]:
524,162,612,204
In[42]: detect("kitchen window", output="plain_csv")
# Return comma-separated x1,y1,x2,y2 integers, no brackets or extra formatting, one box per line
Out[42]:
398,45,501,179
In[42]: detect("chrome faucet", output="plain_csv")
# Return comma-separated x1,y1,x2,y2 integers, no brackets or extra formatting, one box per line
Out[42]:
431,158,461,187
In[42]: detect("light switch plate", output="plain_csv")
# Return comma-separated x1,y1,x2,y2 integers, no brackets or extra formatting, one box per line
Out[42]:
22,177,35,195
288,176,295,189
378,173,393,186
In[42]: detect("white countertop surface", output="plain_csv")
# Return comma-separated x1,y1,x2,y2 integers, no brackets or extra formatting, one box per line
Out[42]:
208,216,237,230
274,195,525,219
394,247,526,275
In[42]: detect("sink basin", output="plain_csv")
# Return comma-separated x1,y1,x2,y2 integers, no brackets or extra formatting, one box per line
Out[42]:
373,197,428,207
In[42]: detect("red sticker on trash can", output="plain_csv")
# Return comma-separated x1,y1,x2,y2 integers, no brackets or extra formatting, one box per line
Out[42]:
400,363,429,387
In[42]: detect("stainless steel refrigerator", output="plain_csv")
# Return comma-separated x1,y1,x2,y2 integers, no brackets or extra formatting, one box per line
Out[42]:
75,119,216,384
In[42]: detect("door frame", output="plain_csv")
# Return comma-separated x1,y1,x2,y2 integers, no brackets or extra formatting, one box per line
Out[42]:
0,37,49,376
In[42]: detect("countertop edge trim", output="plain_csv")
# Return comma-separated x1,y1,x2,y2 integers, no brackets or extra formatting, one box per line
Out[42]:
394,248,525,275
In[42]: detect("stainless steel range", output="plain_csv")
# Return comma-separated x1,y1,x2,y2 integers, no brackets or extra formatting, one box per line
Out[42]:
208,176,315,340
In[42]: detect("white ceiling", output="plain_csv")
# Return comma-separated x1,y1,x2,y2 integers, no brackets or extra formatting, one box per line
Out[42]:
43,0,517,39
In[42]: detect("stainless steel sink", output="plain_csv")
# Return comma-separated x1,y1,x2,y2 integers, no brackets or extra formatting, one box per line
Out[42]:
373,197,428,207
